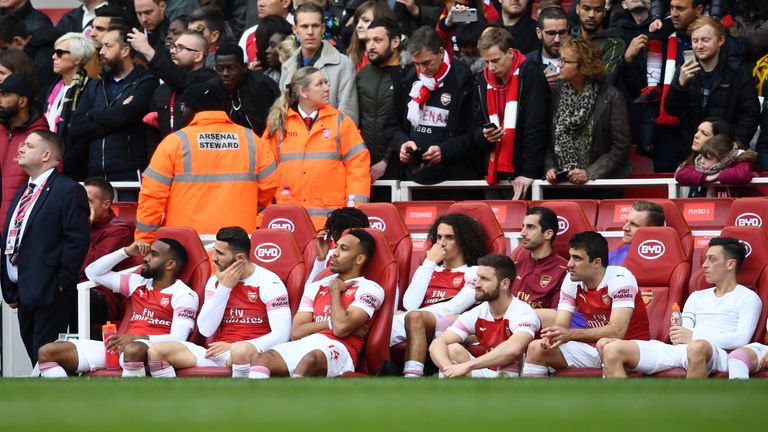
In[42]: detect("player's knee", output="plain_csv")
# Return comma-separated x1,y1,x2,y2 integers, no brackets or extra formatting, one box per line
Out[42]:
600,341,624,365
147,342,171,361
446,343,466,361
230,342,256,364
123,342,149,362
298,350,326,370
37,342,63,363
525,339,545,362
687,340,711,363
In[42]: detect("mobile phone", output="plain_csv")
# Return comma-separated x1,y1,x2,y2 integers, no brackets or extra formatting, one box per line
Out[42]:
323,230,332,241
683,49,696,64
545,62,559,75
483,122,498,130
555,170,569,182
451,8,478,23
407,147,426,159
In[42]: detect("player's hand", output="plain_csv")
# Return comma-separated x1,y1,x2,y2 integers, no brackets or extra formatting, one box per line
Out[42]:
545,168,558,184
540,325,571,349
422,145,442,165
370,160,388,181
624,34,648,62
124,240,151,257
105,334,139,353
483,125,504,143
205,342,232,358
678,60,701,87
705,172,720,183
328,277,349,295
217,258,246,289
567,168,589,184
425,243,446,265
315,230,332,261
443,362,472,378
399,141,417,163
648,18,662,32
669,325,693,345
512,176,533,200
353,324,370,339
127,28,155,60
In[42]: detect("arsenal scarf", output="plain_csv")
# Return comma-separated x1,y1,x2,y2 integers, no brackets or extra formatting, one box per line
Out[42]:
407,50,451,128
484,50,526,185
656,32,680,125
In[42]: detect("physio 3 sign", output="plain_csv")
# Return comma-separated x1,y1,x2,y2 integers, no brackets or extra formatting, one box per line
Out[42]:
254,243,282,263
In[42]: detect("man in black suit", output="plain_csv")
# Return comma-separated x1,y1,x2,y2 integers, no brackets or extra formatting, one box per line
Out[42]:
1,129,90,364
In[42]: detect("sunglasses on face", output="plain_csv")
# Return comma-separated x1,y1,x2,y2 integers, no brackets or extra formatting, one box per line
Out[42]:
53,49,71,58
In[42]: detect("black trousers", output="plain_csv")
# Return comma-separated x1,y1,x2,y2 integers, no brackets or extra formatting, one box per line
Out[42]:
17,288,76,364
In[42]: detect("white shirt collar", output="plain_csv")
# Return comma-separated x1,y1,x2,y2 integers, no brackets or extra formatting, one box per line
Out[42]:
297,105,317,120
29,168,55,189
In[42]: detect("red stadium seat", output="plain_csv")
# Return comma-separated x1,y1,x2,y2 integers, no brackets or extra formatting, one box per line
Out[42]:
672,198,733,230
623,227,690,342
112,202,137,230
83,226,211,377
260,204,318,268
533,201,595,260
530,200,599,226
393,201,454,234
463,200,528,233
725,198,768,232
249,229,307,315
689,226,768,343
447,202,506,254
358,203,413,306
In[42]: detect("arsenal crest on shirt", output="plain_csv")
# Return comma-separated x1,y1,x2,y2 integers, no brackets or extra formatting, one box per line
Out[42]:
640,288,654,306
440,93,451,106
452,276,463,287
539,275,552,287
247,290,258,303
160,296,170,307
321,128,332,140
601,293,611,305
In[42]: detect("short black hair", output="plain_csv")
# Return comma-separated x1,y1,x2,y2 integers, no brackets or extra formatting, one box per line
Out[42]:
477,253,516,286
407,25,443,56
427,213,488,266
30,130,64,160
255,15,293,67
188,5,233,42
294,3,324,22
325,207,370,241
106,25,134,56
526,206,559,242
95,3,128,19
708,237,747,271
0,15,28,42
83,177,115,201
347,228,375,263
157,238,188,274
216,226,251,255
215,41,245,64
632,201,665,227
568,231,608,267
537,5,568,28
368,17,402,42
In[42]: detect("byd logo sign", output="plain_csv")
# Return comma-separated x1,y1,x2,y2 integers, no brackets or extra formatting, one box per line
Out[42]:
557,216,569,235
741,240,753,258
254,243,282,262
735,213,762,227
268,218,295,232
369,217,386,231
638,240,665,260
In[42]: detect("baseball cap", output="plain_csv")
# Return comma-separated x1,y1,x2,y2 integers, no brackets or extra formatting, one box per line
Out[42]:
179,81,229,113
0,74,35,99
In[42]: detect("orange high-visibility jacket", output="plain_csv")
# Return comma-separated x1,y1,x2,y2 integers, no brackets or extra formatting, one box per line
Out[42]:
263,105,370,229
135,111,278,241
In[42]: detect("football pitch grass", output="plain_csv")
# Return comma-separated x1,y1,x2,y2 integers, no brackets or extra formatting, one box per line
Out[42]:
0,378,765,431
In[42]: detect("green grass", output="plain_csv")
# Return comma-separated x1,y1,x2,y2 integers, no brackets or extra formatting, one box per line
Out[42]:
0,378,765,431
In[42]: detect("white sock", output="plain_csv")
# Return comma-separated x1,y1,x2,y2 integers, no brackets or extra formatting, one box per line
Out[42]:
248,365,271,379
148,361,176,378
39,362,68,378
122,361,146,378
522,363,550,378
232,364,251,378
727,350,752,380
403,360,424,377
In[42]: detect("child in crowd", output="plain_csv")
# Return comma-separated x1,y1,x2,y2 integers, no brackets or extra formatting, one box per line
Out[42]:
675,134,760,197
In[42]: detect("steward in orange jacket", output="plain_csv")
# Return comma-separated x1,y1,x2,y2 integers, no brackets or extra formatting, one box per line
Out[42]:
263,67,370,229
135,83,278,241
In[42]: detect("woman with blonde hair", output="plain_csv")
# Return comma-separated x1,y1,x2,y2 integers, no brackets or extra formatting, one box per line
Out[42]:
346,0,396,71
544,37,631,187
264,67,371,229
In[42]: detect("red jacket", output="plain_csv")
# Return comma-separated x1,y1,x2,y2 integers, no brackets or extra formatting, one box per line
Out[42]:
0,115,49,231
80,210,134,281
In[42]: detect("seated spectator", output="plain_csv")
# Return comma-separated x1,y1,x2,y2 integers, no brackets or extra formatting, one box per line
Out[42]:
37,238,199,378
601,237,761,379
525,5,569,89
608,200,665,266
544,38,631,186
346,1,396,72
238,0,294,66
396,26,485,193
213,42,280,135
44,32,95,181
280,3,358,124
69,27,158,190
134,0,169,52
391,213,488,377
164,14,189,50
245,229,384,378
0,15,58,102
128,29,216,138
477,26,550,199
522,231,650,377
146,227,291,378
56,0,110,34
664,17,760,150
254,15,294,83
306,206,371,285
677,117,734,170
188,5,234,69
429,253,540,378
675,134,760,198
0,72,47,226
263,67,370,230
134,82,278,242
728,319,768,379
